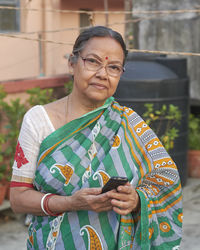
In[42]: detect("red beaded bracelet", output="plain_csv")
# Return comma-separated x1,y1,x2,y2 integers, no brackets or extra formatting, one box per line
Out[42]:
41,193,62,217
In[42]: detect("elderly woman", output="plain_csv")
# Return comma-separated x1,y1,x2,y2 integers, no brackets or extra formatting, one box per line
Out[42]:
10,26,182,249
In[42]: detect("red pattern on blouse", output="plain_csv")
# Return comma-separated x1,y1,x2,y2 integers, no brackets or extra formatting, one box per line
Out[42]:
14,141,29,168
10,181,34,188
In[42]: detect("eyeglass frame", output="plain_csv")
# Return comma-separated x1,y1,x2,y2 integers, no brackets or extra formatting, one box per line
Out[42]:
78,53,125,77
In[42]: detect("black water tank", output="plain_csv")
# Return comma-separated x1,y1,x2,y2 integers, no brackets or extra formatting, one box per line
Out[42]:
114,53,189,186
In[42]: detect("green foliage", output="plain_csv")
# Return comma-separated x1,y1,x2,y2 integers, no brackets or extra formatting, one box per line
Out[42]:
64,80,73,95
143,104,182,151
0,164,6,181
188,114,200,150
0,85,6,100
2,99,27,172
27,87,56,106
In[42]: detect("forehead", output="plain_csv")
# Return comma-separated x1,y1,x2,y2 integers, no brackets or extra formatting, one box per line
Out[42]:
81,37,124,61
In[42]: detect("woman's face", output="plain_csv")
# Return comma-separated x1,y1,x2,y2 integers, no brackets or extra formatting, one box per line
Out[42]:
69,36,124,105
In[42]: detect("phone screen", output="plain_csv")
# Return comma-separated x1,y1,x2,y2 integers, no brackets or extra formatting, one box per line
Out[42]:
101,176,128,193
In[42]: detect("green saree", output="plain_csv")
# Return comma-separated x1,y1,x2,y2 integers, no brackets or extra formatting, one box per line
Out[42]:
27,97,182,249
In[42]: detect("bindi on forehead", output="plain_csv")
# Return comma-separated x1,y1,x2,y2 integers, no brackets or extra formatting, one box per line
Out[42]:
105,56,108,60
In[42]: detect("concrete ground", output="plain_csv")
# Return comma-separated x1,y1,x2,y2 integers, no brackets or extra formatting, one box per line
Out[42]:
0,178,199,250
180,178,200,250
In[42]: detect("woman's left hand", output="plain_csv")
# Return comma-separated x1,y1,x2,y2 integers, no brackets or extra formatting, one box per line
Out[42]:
106,182,140,215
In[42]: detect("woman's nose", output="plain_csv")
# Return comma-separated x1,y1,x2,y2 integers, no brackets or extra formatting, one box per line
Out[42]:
95,65,108,79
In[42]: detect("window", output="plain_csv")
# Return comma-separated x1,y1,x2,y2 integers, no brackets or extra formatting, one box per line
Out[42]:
0,0,20,32
80,9,91,31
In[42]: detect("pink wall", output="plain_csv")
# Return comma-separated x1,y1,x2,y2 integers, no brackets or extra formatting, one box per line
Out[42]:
0,0,125,82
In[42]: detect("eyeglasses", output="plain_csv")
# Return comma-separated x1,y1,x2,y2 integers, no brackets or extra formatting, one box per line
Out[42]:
79,55,125,77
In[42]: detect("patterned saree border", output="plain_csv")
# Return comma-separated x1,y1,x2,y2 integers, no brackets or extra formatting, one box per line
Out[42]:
37,111,103,166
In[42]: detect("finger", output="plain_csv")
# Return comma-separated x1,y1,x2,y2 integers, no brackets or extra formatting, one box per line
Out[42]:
112,206,130,215
111,198,130,210
108,190,133,202
84,187,102,195
99,204,113,212
117,184,133,194
90,201,113,212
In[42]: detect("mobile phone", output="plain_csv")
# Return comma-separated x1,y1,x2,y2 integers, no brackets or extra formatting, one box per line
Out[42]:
101,176,128,193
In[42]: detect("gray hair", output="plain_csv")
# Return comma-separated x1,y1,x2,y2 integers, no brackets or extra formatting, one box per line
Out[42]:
69,26,128,65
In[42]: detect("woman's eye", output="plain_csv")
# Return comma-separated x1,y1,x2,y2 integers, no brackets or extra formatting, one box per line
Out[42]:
86,58,100,65
108,65,121,72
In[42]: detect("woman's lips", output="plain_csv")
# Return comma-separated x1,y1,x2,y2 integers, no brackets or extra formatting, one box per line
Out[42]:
90,83,107,90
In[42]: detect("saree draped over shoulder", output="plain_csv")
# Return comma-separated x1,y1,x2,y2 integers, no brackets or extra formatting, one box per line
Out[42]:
28,98,182,250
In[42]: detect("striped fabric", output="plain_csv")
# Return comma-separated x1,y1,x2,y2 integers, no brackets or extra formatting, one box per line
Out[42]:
27,97,182,250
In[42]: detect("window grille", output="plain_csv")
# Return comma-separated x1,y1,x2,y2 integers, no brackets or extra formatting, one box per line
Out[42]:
80,9,91,32
0,0,20,32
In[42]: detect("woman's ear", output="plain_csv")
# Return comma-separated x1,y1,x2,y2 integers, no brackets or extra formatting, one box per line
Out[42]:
68,59,74,75
68,54,77,75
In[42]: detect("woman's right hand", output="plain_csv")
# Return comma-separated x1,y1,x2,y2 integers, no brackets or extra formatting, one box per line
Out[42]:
68,187,114,213
10,186,115,216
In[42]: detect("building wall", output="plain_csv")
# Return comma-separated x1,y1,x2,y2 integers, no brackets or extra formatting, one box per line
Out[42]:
0,0,125,82
132,0,200,100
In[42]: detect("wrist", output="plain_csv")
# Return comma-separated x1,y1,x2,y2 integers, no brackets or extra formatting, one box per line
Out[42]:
64,195,73,212
41,193,62,216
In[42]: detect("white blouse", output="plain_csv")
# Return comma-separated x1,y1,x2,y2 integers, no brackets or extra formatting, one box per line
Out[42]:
11,105,55,185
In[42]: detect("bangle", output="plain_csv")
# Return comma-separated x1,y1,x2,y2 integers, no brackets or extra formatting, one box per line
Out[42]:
41,193,51,215
41,193,62,216
44,194,61,216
